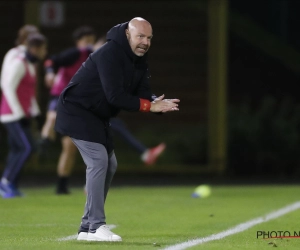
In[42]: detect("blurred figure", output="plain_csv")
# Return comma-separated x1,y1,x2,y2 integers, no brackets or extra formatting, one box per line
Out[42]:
0,25,39,86
94,37,166,166
39,26,96,194
110,118,166,165
1,25,39,71
93,36,106,51
0,33,47,198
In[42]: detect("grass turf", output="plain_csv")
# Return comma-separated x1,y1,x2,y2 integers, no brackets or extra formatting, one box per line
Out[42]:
0,185,299,250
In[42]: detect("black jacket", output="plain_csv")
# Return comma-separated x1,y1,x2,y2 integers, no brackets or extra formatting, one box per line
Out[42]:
55,22,153,151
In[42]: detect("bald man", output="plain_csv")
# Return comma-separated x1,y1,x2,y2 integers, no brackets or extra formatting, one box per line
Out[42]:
55,17,180,242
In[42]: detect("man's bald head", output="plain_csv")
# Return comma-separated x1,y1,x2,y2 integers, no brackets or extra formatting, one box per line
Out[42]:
126,17,153,57
128,17,152,33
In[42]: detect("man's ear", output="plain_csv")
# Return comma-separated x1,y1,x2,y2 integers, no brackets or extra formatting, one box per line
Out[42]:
125,29,129,38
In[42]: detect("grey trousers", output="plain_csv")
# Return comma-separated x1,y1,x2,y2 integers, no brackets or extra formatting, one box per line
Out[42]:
71,138,118,231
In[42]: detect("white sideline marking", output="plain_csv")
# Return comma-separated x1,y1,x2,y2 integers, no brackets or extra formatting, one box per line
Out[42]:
163,201,300,250
57,224,117,241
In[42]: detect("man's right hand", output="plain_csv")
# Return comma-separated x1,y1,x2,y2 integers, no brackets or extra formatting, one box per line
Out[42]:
150,95,180,113
45,72,55,88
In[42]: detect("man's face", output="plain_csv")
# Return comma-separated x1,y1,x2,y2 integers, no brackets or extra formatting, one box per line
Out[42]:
126,25,153,57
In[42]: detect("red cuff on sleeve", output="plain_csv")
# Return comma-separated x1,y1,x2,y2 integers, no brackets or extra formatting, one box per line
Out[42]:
139,99,151,112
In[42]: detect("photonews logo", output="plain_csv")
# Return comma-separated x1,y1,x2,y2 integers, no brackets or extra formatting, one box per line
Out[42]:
257,231,300,239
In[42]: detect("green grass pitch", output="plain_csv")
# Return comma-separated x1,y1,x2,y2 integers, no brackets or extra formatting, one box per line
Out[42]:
0,185,299,250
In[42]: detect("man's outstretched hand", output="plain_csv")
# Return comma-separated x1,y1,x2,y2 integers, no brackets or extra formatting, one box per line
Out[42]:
150,94,180,113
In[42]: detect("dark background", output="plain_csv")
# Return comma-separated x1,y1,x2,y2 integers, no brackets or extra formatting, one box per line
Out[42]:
0,0,300,181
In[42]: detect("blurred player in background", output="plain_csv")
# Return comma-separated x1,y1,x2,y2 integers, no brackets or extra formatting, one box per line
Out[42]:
94,37,166,166
39,26,96,194
0,25,39,74
0,33,47,198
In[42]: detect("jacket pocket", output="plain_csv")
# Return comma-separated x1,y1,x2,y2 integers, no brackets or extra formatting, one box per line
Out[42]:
89,99,112,118
62,82,80,103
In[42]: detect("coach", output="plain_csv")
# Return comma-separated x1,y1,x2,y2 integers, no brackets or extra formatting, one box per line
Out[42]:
55,17,179,242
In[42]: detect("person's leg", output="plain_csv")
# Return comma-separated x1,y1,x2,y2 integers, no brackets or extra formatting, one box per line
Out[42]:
79,153,117,233
56,136,77,194
71,138,121,241
0,120,33,198
110,118,166,165
2,134,20,181
71,139,108,230
2,121,33,183
12,122,35,189
78,152,117,233
110,118,147,154
3,129,27,191
78,201,90,234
